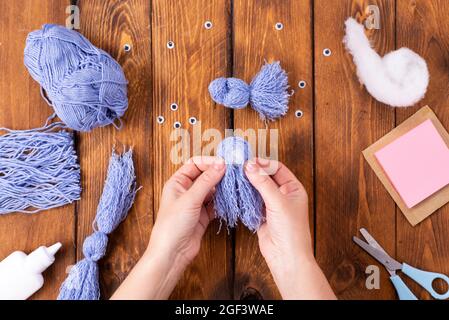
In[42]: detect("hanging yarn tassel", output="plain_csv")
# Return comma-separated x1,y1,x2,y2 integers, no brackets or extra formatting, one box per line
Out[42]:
214,137,264,232
0,121,80,214
58,149,138,300
24,24,128,132
208,62,291,121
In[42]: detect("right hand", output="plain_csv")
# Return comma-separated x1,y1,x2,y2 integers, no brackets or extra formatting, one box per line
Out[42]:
245,158,313,270
245,158,336,300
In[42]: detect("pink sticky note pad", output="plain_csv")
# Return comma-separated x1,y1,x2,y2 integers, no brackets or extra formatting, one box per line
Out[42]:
375,119,449,208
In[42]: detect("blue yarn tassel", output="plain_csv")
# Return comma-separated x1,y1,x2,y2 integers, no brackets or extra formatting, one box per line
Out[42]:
214,137,264,232
208,62,290,121
58,149,138,300
24,24,128,132
0,121,80,214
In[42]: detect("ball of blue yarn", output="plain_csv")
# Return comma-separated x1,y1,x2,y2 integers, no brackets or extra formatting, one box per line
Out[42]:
24,24,128,132
208,62,290,121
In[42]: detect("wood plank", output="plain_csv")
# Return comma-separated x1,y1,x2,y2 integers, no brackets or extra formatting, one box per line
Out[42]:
314,0,397,299
0,0,73,299
233,0,313,300
396,0,449,299
76,0,153,298
152,0,232,299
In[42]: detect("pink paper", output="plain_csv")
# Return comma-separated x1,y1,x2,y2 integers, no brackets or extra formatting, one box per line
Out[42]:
375,119,449,208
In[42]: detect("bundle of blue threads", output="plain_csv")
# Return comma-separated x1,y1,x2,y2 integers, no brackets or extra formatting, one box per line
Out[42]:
58,149,138,300
214,137,264,232
0,121,80,215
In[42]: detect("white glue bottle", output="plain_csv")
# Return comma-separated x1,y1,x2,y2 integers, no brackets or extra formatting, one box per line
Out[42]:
0,242,62,300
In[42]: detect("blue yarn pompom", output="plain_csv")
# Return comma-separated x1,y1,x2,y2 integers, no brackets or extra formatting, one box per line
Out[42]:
208,62,290,121
58,149,138,300
24,24,128,132
214,137,264,232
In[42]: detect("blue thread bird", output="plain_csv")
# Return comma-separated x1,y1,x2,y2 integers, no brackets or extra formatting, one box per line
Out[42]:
208,62,291,121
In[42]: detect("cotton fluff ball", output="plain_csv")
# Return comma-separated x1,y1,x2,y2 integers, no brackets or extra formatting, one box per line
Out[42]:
343,17,429,107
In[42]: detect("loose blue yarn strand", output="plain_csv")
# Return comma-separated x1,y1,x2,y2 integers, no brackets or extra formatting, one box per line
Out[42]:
24,24,128,132
214,137,264,232
0,121,81,214
58,149,138,300
208,62,290,121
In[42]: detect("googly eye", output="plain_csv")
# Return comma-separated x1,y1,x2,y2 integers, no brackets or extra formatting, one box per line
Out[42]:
298,81,307,89
123,44,132,52
173,121,182,129
323,48,332,57
189,117,197,125
275,22,284,30
295,110,304,118
156,115,165,124
170,103,179,111
204,21,213,29
167,41,175,49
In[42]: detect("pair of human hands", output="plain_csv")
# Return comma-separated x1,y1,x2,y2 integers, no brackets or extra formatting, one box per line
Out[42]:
112,156,335,300
146,156,323,298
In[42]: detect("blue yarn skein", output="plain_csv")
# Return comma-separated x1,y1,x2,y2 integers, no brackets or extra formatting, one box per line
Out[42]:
58,149,138,300
0,121,80,214
214,137,264,232
208,62,290,121
24,24,128,132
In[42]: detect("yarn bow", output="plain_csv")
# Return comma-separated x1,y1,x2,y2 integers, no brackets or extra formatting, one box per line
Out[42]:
208,62,291,121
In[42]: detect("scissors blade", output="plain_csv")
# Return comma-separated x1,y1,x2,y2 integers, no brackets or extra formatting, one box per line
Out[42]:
359,228,389,255
353,236,403,272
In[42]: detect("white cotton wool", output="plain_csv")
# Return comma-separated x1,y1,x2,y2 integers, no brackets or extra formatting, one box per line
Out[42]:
343,17,429,107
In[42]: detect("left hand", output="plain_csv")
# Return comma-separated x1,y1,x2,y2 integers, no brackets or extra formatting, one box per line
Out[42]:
146,156,225,268
111,156,225,300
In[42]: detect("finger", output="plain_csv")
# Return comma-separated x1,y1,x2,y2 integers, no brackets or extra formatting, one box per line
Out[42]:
205,198,216,221
244,160,280,203
198,206,212,234
204,187,216,205
255,158,305,195
190,156,223,173
184,160,225,207
165,156,223,191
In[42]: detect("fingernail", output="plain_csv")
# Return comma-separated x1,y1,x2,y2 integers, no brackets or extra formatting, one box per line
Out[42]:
257,158,270,167
214,159,225,171
245,162,258,173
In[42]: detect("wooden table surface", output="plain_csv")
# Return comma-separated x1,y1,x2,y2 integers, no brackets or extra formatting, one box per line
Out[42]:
1,0,449,300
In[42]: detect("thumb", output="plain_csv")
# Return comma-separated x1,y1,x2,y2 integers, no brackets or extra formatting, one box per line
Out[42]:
185,161,225,207
245,161,280,204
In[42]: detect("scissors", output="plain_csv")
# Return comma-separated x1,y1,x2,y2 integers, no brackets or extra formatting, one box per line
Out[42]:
353,228,449,300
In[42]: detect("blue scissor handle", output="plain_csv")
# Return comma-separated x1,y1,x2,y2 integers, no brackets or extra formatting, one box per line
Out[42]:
402,263,449,300
390,275,418,300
